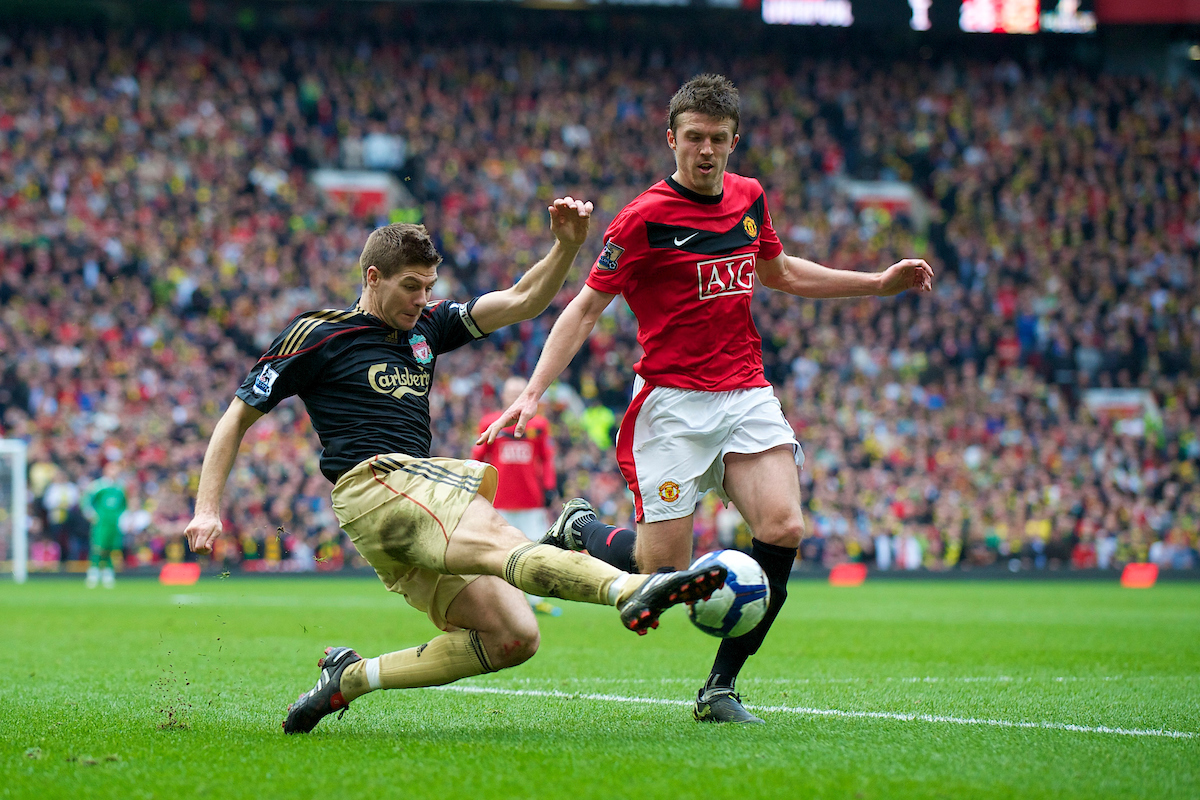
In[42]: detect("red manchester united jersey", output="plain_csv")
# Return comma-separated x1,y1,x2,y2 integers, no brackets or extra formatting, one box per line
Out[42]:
586,173,783,392
471,412,556,510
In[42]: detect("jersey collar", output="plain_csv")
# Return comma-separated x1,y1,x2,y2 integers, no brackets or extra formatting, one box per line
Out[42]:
352,299,392,329
665,175,724,205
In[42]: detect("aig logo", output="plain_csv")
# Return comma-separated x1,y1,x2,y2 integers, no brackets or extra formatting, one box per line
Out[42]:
696,253,756,300
499,441,533,464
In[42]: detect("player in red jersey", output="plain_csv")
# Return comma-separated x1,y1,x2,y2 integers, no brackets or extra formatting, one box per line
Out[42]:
473,376,563,616
481,74,934,724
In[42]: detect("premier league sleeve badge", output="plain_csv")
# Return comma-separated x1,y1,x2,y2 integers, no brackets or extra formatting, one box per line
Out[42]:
597,240,625,271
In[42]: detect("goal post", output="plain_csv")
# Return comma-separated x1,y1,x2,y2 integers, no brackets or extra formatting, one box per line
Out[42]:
0,439,28,584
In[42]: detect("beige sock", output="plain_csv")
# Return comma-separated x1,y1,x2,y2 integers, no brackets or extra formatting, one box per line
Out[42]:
503,543,647,606
339,630,495,703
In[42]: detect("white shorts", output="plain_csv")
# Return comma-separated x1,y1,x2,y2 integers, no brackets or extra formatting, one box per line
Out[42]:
615,376,804,523
497,508,550,541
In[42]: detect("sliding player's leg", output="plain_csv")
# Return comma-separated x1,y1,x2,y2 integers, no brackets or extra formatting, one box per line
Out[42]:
446,495,725,634
284,453,726,734
335,455,722,633
283,575,536,734
341,576,537,698
329,454,644,610
498,507,562,616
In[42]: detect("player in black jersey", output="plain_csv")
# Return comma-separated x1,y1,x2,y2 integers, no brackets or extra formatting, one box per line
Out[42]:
183,197,727,734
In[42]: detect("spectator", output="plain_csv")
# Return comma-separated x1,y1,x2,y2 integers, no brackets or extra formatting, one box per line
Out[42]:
0,24,1196,573
473,376,563,615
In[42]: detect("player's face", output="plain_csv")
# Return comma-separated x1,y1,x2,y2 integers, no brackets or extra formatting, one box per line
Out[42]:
371,264,438,330
667,112,739,196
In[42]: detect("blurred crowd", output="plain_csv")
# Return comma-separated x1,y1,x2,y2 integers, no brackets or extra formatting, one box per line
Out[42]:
1,22,1197,575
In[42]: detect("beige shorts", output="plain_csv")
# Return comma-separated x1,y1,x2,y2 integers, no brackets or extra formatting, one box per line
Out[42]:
332,453,498,631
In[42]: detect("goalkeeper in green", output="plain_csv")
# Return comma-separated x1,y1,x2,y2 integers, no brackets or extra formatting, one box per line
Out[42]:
85,462,127,589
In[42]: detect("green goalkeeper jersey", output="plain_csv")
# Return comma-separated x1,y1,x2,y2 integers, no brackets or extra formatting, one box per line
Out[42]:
86,479,127,529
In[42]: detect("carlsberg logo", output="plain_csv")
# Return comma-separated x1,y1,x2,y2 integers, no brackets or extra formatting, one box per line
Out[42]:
369,363,431,399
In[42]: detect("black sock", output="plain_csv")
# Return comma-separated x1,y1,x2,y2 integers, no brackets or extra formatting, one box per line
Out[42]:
708,538,796,689
577,518,638,573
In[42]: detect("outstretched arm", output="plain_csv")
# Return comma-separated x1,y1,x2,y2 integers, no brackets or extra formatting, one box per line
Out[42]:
184,397,264,554
470,197,594,334
477,284,616,444
756,252,933,299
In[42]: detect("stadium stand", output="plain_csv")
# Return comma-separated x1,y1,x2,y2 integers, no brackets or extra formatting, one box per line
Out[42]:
1,20,1197,574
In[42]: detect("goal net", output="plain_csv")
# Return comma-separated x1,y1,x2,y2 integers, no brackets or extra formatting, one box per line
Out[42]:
0,440,28,583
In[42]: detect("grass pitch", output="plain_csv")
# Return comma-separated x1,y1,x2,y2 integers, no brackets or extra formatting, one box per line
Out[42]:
3,577,1198,799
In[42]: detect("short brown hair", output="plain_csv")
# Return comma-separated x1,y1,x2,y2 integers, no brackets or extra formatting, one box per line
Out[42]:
359,223,442,285
668,74,740,135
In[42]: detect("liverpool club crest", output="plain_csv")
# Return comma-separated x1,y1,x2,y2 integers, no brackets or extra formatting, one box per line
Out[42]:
410,333,433,365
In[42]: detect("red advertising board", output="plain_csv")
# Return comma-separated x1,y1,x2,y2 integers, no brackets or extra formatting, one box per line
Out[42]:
1096,0,1200,23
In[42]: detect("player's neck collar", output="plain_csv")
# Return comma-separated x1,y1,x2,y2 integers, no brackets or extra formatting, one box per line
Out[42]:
665,175,724,205
353,298,389,327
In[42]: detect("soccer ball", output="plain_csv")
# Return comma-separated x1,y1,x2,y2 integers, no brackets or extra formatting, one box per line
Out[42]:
686,549,770,638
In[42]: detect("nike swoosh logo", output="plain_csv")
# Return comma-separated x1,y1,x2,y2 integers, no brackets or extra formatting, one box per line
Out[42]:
673,232,699,246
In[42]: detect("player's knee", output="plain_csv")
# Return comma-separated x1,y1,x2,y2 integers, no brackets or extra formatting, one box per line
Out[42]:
489,616,540,669
781,515,805,548
759,514,804,549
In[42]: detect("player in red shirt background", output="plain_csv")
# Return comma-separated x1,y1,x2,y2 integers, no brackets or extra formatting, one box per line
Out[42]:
473,376,562,616
482,74,934,724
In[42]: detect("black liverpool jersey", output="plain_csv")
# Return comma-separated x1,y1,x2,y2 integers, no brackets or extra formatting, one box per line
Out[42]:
235,298,488,482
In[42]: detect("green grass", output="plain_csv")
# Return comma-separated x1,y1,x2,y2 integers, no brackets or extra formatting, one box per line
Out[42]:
3,578,1198,799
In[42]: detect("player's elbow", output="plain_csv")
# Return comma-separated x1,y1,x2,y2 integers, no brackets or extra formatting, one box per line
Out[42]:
764,269,821,298
227,397,264,434
568,289,612,331
758,269,788,293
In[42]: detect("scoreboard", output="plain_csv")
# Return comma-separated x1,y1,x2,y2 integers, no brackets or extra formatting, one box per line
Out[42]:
760,0,1097,32
456,0,1188,27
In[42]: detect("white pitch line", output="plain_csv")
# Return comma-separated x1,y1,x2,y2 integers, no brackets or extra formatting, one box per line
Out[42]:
428,685,1197,740
484,675,1198,687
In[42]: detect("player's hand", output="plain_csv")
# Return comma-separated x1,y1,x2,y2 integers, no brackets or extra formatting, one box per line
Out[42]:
878,258,934,296
547,196,593,249
477,390,541,444
184,512,222,555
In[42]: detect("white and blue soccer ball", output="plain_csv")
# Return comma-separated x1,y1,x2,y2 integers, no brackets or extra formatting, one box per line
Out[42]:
687,549,770,638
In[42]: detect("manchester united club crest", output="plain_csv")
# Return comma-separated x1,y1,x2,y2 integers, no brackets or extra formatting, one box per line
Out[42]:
658,480,681,503
410,333,433,365
742,215,758,239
